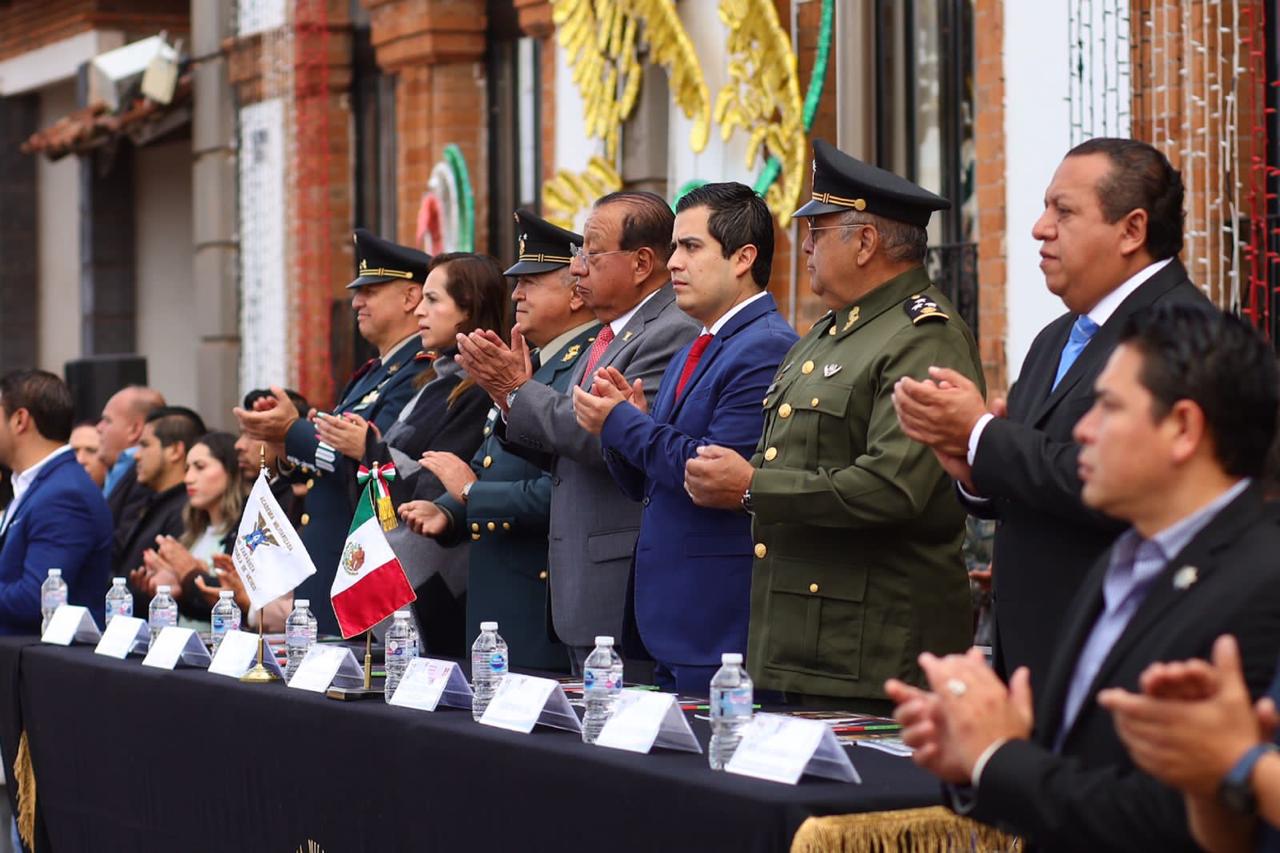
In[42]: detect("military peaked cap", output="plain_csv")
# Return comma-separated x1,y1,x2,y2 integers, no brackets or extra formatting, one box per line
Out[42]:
504,208,584,277
793,139,950,228
347,228,431,289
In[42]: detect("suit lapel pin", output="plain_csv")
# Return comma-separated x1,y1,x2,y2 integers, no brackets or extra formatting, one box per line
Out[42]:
622,330,634,342
823,364,843,378
1173,565,1199,590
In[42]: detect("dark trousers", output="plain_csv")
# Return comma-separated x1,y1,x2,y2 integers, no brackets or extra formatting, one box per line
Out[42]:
653,661,720,696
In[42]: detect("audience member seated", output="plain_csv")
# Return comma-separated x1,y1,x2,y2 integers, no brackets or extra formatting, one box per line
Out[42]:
69,421,107,488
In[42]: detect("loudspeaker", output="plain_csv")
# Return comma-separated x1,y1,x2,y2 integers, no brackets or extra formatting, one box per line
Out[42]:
64,355,148,424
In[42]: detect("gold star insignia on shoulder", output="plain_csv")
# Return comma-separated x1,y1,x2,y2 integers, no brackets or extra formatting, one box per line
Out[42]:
843,306,861,331
562,344,581,362
904,294,949,325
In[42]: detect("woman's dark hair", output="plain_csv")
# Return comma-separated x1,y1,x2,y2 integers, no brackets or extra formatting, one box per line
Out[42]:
418,253,512,404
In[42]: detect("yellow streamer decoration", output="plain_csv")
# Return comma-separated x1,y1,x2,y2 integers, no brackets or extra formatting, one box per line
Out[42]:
542,155,624,230
552,0,710,161
715,0,807,226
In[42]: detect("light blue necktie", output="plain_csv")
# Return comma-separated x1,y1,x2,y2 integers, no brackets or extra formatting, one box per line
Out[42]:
1052,315,1100,390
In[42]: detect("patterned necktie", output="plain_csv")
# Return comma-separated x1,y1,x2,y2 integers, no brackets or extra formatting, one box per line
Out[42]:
579,326,615,386
675,334,714,399
1052,315,1100,390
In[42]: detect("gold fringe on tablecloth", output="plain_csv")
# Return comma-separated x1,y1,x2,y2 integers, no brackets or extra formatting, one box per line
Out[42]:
13,730,35,849
791,806,1022,853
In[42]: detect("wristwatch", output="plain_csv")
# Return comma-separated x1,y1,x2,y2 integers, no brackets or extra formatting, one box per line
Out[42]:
740,488,754,515
505,383,524,411
1219,742,1278,814
461,481,475,503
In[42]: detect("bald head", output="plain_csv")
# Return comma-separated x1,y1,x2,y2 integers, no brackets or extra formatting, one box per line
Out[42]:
97,385,166,465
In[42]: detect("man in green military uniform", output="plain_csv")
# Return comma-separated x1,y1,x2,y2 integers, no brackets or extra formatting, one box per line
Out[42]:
399,209,599,669
685,139,985,711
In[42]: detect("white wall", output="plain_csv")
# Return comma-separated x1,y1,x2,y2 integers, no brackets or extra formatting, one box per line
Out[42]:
1003,0,1129,380
134,140,197,408
36,81,81,374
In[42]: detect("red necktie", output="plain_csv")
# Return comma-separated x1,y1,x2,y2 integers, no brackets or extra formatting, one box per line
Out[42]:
675,334,714,399
579,326,615,386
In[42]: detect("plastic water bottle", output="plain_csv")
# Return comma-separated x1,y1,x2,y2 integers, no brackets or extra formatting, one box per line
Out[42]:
39,568,67,633
708,652,754,770
384,611,413,701
210,590,241,654
405,615,420,661
147,585,178,648
104,577,132,626
470,621,509,720
582,635,624,744
285,599,318,680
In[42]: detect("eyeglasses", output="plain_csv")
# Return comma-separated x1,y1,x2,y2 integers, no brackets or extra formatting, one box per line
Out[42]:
804,221,874,241
569,244,638,266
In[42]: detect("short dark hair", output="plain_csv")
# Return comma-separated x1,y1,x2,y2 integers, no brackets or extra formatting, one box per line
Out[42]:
0,370,74,442
1120,303,1278,478
428,252,511,342
595,190,677,266
242,388,309,417
145,406,206,454
1067,137,1185,260
675,182,775,287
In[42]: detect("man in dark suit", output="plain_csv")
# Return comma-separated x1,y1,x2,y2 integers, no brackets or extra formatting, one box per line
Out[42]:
887,303,1280,852
457,191,700,672
235,230,430,634
402,209,598,669
96,385,165,552
893,138,1207,684
0,370,112,634
572,182,797,693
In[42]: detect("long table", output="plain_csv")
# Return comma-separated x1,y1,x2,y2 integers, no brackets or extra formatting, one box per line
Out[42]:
0,637,948,852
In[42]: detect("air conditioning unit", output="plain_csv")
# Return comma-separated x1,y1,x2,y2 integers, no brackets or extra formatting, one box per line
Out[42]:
89,34,180,111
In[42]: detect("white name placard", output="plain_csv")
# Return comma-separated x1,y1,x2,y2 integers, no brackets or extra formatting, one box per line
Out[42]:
41,605,101,646
479,673,582,734
388,658,473,711
725,713,861,785
208,630,285,679
287,644,365,692
596,691,702,754
141,627,213,670
95,616,149,659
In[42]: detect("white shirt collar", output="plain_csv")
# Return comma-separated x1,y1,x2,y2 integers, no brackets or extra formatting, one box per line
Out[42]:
704,291,768,336
1086,258,1173,327
8,445,72,515
608,288,662,337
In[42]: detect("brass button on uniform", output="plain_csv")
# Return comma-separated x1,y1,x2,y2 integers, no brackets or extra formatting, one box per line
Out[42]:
471,533,481,541
538,570,548,580
487,522,496,531
763,447,778,461
828,325,837,336
502,522,511,531
471,522,480,533
300,513,310,526
778,403,793,418
802,360,814,374
754,543,767,559
482,455,493,468
306,478,315,489
809,582,820,593
483,427,492,436
810,397,820,407
762,397,770,407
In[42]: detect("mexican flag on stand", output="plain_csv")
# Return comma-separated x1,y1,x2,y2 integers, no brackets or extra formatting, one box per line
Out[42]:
330,480,416,638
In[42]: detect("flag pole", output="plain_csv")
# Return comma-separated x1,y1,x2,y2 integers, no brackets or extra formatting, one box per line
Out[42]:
241,443,281,684
363,631,373,690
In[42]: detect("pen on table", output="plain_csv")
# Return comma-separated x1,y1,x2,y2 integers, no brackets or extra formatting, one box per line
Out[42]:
684,703,763,711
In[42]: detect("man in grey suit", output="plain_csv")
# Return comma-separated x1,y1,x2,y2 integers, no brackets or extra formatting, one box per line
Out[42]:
457,190,700,671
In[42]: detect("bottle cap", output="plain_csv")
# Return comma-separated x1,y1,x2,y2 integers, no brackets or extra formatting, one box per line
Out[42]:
594,635,614,646
157,585,171,594
721,652,744,665
480,621,498,631
219,590,235,599
112,577,126,586
395,610,410,619
47,568,62,578
294,599,309,608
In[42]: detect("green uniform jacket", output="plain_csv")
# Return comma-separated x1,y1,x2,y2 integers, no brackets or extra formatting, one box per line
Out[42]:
746,266,984,700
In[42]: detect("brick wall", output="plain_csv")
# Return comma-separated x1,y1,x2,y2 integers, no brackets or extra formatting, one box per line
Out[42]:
972,0,1007,395
0,0,188,63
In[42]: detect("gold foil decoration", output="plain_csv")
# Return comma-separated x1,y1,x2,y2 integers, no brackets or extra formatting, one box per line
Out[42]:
542,155,624,230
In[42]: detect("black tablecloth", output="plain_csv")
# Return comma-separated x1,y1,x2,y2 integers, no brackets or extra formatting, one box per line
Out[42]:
0,637,941,853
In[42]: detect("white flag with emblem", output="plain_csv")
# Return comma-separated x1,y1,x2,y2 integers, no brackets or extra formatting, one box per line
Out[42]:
231,470,316,612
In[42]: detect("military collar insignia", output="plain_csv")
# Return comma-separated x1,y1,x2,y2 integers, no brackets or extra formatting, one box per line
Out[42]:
905,294,949,325
823,364,843,378
843,306,861,331
387,363,400,374
1173,565,1199,590
562,343,582,363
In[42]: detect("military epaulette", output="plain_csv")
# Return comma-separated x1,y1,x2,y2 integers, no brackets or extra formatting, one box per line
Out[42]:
904,294,949,325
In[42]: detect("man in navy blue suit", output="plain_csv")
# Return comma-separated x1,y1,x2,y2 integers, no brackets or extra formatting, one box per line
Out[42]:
0,370,113,634
574,182,797,693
